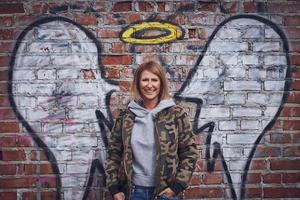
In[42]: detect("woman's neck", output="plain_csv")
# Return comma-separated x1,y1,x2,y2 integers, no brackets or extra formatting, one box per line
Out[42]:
143,98,159,110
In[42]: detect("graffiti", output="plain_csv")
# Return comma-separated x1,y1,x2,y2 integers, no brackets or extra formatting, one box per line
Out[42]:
8,4,290,200
120,21,183,44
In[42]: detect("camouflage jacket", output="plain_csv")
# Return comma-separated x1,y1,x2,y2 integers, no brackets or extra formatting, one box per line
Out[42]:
106,105,199,199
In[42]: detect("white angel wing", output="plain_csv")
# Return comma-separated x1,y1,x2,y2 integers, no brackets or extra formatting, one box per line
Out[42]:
177,15,289,199
9,17,118,200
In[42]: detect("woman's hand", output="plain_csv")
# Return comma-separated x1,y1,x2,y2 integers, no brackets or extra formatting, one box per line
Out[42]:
113,192,125,200
159,187,176,197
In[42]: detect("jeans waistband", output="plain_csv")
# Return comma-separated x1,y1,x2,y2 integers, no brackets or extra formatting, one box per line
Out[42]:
133,184,155,190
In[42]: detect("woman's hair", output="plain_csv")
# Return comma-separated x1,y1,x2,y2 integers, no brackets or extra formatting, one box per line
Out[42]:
131,61,170,102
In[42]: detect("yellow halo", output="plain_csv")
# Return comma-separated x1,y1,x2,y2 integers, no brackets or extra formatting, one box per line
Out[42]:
121,21,183,44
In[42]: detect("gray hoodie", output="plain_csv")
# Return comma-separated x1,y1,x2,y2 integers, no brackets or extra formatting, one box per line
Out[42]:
128,98,176,187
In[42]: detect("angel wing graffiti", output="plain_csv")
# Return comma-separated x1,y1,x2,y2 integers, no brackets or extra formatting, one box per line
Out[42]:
8,14,289,200
9,17,118,199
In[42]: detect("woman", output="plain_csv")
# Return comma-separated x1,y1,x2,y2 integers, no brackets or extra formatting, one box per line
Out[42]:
106,61,199,200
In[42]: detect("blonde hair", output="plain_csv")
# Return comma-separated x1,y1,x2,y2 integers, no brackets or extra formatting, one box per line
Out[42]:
131,61,170,102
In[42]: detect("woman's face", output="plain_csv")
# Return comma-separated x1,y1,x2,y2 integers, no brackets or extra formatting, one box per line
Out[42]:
139,70,161,103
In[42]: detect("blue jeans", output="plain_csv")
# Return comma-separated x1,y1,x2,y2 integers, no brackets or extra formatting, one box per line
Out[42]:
130,185,179,200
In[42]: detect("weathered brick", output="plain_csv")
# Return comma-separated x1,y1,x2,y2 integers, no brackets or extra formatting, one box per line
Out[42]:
282,172,300,183
0,192,17,200
0,164,16,175
245,187,262,198
1,150,25,161
0,3,25,14
203,174,222,184
264,187,300,198
101,55,132,65
270,159,300,170
263,173,281,183
0,136,17,147
112,1,132,12
0,177,37,188
0,122,19,133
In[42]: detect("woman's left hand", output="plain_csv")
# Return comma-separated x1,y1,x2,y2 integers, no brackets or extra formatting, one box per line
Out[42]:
159,187,176,197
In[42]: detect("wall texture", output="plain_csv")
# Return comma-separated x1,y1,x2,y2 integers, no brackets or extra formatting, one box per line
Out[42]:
0,0,300,199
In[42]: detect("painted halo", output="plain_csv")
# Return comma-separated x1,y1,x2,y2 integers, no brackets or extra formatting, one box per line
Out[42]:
120,21,183,44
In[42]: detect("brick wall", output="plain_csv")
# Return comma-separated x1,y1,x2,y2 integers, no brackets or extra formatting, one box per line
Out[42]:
0,0,299,199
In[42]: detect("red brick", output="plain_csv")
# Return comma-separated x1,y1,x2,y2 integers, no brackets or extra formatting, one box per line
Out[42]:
0,164,16,175
197,2,217,12
30,3,49,14
190,175,202,185
188,29,196,38
0,3,25,14
1,150,26,161
97,29,120,38
40,163,54,174
283,146,300,157
123,13,141,23
292,80,300,90
40,176,57,188
119,81,131,92
0,192,16,200
293,132,300,143
111,42,127,53
0,108,16,119
22,191,57,199
30,150,48,161
0,122,19,133
283,120,300,130
285,27,300,39
281,107,300,117
105,68,120,79
244,2,256,13
101,55,132,65
74,14,97,26
0,42,12,53
249,160,267,170
17,135,34,147
0,136,17,147
290,41,300,52
223,2,238,13
246,173,261,183
284,16,300,26
290,55,300,65
267,3,300,13
270,120,282,130
282,172,300,183
175,2,195,11
245,187,262,198
270,159,300,170
0,29,17,40
264,187,300,198
287,92,300,103
157,2,165,12
93,2,107,12
270,132,291,143
112,1,132,12
255,145,281,157
0,56,11,67
292,68,300,78
263,173,281,183
136,2,153,12
0,16,13,27
0,96,9,107
0,83,8,94
203,173,222,184
0,177,37,188
185,187,224,198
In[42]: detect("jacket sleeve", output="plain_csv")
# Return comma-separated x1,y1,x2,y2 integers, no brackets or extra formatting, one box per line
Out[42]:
105,112,124,195
170,108,199,195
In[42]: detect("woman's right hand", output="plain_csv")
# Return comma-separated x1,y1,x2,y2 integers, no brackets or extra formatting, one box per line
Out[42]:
113,192,125,200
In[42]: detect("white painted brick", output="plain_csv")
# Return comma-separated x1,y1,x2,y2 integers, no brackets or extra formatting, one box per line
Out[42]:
269,93,284,105
27,42,52,53
219,120,237,131
69,108,99,120
223,147,243,158
220,54,238,65
224,81,261,91
37,69,56,80
203,68,219,79
57,69,79,79
209,42,248,52
247,93,268,105
71,149,93,162
226,67,246,78
78,95,99,107
51,148,71,161
15,96,36,108
241,120,260,130
243,27,262,38
242,55,259,65
233,18,263,26
39,135,58,148
227,133,259,144
264,106,279,117
232,107,261,117
190,14,215,25
253,42,281,52
265,28,280,38
67,164,89,174
52,42,70,53
15,83,56,95
200,55,216,66
248,68,266,80
175,55,197,65
264,81,285,91
200,107,230,118
225,93,246,105
65,123,85,133
17,55,51,67
13,70,35,80
229,160,247,170
264,55,286,65
206,94,224,105
218,28,242,39
43,122,63,133
71,42,97,53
